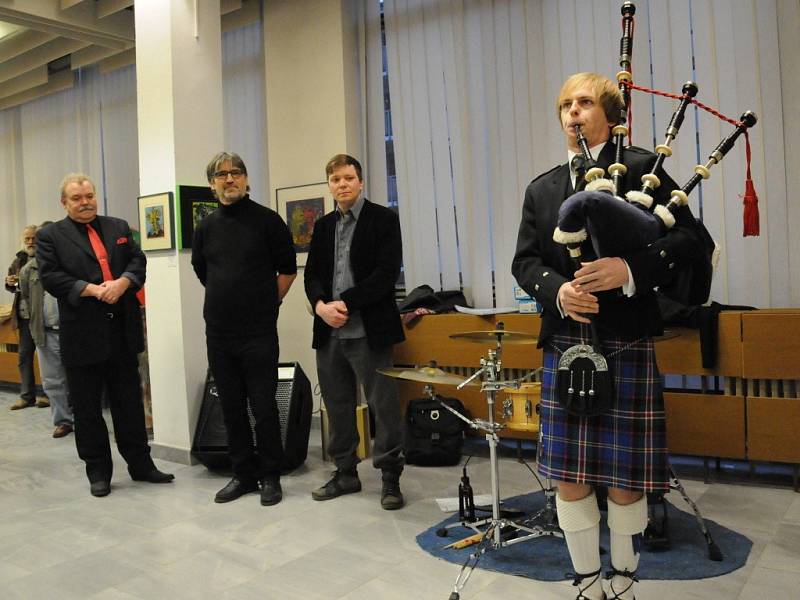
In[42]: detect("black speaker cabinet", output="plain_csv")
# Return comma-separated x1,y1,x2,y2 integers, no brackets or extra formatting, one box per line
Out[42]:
192,362,312,472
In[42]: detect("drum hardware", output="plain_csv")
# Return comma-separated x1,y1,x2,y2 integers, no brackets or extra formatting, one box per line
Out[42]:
436,323,563,600
643,493,670,551
669,466,723,561
643,466,723,561
458,462,476,523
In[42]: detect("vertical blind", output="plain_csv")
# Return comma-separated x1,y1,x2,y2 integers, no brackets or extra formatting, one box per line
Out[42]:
377,0,797,309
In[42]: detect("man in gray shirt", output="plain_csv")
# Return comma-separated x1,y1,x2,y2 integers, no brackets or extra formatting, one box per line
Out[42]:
19,222,74,438
304,154,406,510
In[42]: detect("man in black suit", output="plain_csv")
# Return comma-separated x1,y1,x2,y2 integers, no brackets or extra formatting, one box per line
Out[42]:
305,154,406,510
37,173,173,497
512,73,704,600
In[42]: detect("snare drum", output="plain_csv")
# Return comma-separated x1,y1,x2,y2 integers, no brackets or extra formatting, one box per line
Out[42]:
498,383,541,433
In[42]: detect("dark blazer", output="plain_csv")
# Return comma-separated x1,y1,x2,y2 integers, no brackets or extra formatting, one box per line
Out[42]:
305,198,405,350
36,216,145,366
512,142,703,345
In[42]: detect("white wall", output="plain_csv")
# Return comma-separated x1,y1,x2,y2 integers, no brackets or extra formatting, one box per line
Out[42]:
265,0,363,402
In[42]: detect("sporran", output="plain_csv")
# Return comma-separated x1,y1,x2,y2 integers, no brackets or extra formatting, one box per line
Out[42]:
555,343,614,417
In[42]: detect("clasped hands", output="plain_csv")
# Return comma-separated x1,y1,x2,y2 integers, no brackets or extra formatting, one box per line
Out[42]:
84,278,131,305
558,257,628,324
316,299,349,328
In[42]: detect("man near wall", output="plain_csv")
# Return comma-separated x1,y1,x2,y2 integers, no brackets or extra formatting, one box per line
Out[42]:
192,151,297,507
37,173,174,497
512,73,703,600
305,154,406,510
5,225,49,411
18,222,74,438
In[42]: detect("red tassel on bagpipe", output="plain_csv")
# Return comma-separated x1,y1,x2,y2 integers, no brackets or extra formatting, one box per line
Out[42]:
742,133,759,237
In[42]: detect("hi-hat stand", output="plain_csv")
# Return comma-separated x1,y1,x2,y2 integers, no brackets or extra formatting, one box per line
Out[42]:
437,325,562,599
644,465,724,561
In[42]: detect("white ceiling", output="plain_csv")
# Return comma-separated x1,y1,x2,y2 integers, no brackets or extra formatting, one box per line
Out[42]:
0,0,261,111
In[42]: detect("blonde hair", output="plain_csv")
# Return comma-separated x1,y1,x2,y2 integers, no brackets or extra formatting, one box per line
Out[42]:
59,172,95,198
556,72,624,125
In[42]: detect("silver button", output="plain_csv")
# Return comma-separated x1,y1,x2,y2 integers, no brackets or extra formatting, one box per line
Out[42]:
534,284,540,291
659,250,667,258
668,262,675,269
542,271,549,277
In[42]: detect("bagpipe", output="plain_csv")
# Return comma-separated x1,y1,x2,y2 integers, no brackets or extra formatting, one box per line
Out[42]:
552,1,760,307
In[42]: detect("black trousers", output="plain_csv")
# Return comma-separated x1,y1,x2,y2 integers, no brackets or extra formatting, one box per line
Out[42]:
206,332,283,481
65,320,154,483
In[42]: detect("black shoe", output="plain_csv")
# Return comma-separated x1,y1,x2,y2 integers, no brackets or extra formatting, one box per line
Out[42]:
260,477,283,506
568,569,605,600
90,481,111,497
605,564,638,600
215,477,259,503
311,469,361,501
130,469,175,484
380,479,405,510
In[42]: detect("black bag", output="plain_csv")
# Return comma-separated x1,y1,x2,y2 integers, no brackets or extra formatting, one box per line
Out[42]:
555,343,614,417
398,284,469,314
404,396,468,466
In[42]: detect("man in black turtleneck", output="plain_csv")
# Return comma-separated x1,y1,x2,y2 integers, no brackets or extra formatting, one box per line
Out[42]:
192,152,297,507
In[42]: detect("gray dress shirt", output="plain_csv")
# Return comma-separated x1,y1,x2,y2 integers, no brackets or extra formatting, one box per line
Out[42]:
332,196,366,339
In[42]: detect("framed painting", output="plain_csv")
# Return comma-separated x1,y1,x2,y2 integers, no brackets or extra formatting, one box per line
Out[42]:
176,185,219,250
276,182,333,266
137,192,174,251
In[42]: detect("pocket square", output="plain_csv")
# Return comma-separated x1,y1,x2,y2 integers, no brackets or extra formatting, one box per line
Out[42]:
116,237,128,245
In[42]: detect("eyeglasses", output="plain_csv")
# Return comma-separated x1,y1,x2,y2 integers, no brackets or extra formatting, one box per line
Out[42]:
212,169,245,180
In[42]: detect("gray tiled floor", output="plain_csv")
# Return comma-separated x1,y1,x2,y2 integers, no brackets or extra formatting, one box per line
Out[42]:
1,389,799,599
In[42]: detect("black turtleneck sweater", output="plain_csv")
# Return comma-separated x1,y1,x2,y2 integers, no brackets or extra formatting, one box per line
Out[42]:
191,196,296,338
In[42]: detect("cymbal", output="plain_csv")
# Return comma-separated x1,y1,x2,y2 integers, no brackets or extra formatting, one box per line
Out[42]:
376,366,477,386
449,330,538,345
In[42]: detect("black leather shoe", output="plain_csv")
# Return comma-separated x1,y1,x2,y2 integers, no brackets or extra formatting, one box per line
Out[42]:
130,469,175,484
311,469,361,501
380,479,405,510
215,477,259,503
260,477,283,506
90,481,111,497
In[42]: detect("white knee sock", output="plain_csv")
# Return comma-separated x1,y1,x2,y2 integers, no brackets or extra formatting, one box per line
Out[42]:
557,492,603,600
606,495,648,600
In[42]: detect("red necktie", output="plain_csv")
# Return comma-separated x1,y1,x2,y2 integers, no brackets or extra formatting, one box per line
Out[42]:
86,223,114,282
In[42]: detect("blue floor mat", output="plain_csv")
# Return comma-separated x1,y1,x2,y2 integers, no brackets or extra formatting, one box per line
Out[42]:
416,491,752,581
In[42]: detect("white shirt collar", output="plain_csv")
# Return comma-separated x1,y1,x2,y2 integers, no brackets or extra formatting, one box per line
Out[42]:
568,141,607,174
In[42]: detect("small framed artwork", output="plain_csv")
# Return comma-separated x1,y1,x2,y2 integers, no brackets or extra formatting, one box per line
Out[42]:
137,192,175,251
276,182,333,266
176,185,219,250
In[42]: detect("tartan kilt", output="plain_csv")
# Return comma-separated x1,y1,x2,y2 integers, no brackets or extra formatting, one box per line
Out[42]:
537,323,669,492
